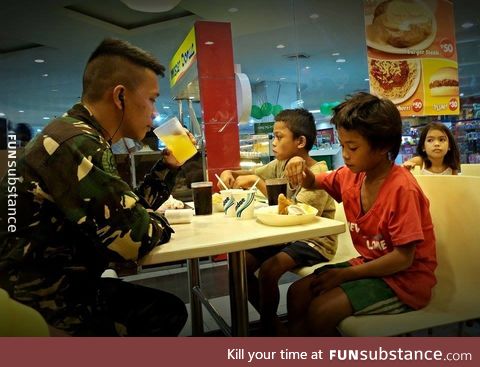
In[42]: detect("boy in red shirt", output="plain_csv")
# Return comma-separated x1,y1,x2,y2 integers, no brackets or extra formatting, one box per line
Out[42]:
284,92,437,336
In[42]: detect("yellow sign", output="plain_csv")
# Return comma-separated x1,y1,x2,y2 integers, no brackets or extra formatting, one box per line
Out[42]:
169,27,197,88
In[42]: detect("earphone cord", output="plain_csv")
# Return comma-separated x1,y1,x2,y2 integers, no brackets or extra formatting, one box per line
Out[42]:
107,108,125,145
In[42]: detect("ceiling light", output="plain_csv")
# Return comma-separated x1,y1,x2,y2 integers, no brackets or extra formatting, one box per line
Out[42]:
276,44,285,49
43,117,50,120
337,67,342,70
309,13,319,19
364,78,369,81
279,77,286,80
460,93,464,97
42,74,48,77
332,52,340,56
0,112,5,117
462,22,474,29
305,66,311,69
18,110,24,113
51,89,58,92
309,109,320,113
34,59,45,63
336,58,346,63
228,7,238,13
120,0,181,12
205,41,214,45
163,106,170,109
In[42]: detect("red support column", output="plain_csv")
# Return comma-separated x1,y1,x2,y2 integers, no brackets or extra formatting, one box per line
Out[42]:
194,21,240,191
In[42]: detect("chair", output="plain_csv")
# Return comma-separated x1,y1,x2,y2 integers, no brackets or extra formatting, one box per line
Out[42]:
461,163,480,177
337,175,480,336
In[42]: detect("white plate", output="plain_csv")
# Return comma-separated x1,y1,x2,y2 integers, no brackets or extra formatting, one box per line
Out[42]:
369,58,421,104
255,204,318,226
366,16,437,54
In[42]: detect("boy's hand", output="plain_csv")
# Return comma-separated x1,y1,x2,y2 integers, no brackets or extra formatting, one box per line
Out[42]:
218,170,235,189
233,175,258,189
402,161,416,170
284,156,315,188
311,268,348,296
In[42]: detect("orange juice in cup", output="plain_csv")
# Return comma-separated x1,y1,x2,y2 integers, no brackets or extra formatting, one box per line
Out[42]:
154,117,197,164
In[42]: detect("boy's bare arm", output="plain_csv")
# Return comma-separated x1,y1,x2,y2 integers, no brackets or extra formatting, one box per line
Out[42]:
218,169,254,189
311,244,416,295
402,156,423,170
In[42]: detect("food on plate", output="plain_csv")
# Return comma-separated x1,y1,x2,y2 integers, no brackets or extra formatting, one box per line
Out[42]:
368,0,433,48
429,67,459,96
158,195,184,211
369,58,419,103
212,192,224,212
277,193,293,215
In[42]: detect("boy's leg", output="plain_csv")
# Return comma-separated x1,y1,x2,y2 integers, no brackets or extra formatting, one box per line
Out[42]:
287,274,317,336
245,251,262,312
96,278,188,336
306,287,353,336
257,252,296,334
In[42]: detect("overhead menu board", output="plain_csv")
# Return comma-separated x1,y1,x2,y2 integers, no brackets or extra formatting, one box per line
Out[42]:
364,0,459,116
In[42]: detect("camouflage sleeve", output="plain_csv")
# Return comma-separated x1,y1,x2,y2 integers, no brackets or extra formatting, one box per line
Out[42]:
34,134,173,261
135,156,179,210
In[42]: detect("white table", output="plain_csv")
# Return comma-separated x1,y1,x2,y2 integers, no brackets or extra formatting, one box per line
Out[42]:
140,212,345,336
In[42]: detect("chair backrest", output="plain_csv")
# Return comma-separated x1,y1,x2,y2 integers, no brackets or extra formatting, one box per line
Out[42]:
331,202,359,263
414,175,480,312
460,163,480,177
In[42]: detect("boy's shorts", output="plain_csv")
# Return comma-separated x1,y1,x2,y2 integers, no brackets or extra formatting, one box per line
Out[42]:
248,241,328,267
314,262,413,315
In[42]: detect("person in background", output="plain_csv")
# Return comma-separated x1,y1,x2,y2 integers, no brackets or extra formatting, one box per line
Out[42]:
0,38,188,336
218,108,337,335
15,122,33,147
284,92,437,336
402,121,460,175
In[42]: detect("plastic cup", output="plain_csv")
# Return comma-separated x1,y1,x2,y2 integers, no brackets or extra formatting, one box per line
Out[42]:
220,189,244,217
265,178,288,205
153,117,197,164
191,181,213,215
232,189,256,220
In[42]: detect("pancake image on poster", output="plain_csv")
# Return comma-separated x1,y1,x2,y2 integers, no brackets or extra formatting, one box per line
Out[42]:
366,0,436,53
429,67,459,97
369,58,421,104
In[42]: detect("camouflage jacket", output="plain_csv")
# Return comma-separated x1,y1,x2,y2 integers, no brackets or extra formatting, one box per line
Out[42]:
0,104,177,332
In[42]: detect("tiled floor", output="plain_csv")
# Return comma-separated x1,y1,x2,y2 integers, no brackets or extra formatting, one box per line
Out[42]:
125,262,480,337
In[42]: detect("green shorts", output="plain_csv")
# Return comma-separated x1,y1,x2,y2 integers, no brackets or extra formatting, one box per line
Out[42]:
314,262,413,315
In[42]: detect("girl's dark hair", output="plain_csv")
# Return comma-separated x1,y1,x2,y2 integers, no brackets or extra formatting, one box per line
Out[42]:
331,92,402,160
274,108,316,151
416,122,460,170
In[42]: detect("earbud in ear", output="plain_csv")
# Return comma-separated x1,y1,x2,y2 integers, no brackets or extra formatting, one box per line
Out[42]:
119,91,125,110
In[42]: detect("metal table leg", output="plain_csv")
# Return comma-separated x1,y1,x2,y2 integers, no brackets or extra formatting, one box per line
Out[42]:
228,250,249,336
187,258,204,336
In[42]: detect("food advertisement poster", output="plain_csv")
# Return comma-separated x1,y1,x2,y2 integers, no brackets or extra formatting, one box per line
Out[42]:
364,0,459,116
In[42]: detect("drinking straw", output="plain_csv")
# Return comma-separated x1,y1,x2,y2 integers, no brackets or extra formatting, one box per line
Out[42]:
249,177,260,190
215,174,229,191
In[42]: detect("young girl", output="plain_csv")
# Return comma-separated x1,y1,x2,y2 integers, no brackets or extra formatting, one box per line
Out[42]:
284,92,437,336
403,122,460,175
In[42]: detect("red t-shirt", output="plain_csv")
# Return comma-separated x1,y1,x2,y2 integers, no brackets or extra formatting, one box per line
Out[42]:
316,165,437,309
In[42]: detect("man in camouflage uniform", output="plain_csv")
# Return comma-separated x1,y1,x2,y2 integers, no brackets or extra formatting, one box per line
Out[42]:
0,39,187,336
